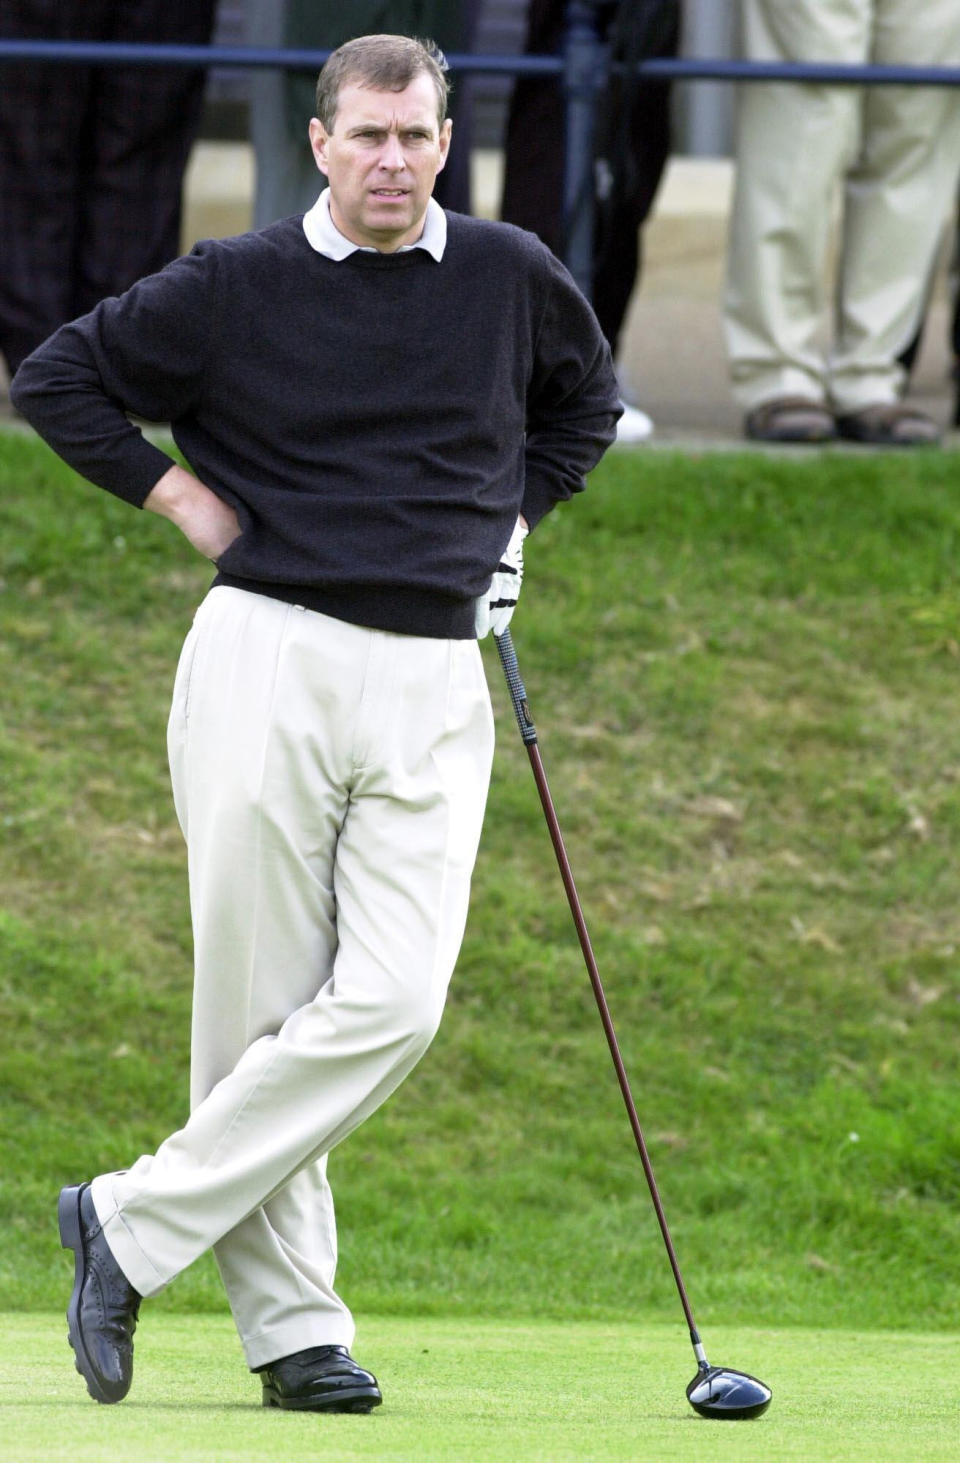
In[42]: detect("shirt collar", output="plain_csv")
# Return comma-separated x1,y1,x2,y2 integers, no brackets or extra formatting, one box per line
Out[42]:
303,188,447,261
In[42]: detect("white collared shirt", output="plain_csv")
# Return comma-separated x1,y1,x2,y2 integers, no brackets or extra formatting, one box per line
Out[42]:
302,188,447,261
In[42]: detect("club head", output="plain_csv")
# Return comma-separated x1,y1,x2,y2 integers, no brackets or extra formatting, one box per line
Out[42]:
686,1365,772,1419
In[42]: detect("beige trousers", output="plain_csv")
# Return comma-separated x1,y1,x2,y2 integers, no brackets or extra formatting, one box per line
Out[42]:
91,587,494,1368
724,0,960,413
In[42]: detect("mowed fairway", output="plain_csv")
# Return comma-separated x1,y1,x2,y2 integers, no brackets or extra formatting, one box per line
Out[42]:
2,435,960,1460
1,1313,956,1462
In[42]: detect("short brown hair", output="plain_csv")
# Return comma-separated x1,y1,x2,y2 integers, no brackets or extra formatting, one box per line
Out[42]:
315,34,450,132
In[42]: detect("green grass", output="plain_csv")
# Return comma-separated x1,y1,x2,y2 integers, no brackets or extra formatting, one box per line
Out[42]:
1,432,959,1338
2,1313,957,1461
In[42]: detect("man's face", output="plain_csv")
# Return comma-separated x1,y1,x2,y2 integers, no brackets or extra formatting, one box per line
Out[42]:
309,75,451,253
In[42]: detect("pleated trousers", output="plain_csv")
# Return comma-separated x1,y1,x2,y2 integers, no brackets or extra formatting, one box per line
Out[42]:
91,587,494,1367
724,0,960,413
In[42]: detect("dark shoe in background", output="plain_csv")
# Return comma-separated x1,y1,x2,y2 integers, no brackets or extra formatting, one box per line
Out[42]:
257,1344,383,1413
58,1183,141,1404
836,403,942,446
745,396,837,443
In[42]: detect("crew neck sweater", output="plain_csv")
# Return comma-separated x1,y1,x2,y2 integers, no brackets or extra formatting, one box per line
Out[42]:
11,212,620,637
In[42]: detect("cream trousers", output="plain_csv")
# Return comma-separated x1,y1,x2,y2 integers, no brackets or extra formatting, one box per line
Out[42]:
724,0,960,413
91,587,494,1368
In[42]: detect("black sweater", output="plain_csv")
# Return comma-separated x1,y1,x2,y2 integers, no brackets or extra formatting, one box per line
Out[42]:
11,212,620,637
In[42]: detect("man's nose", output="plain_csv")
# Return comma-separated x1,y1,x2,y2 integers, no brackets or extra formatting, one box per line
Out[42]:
378,133,405,170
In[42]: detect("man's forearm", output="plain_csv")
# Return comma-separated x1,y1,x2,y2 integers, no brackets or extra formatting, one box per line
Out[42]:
144,465,241,562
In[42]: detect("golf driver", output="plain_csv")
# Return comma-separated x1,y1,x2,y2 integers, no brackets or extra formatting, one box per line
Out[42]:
495,627,772,1421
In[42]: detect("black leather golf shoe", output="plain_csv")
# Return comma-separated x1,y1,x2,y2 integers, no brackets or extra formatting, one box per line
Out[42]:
58,1183,141,1404
257,1344,382,1413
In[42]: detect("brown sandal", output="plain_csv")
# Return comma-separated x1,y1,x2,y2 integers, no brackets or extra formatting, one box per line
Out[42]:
745,396,836,443
835,403,941,447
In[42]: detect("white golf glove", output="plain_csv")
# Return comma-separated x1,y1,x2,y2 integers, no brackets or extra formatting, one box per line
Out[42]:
475,516,528,639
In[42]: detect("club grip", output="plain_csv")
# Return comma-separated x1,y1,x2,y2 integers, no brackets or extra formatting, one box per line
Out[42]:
495,628,538,745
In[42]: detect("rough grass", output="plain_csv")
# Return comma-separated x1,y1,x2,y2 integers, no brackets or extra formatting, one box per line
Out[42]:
0,432,958,1336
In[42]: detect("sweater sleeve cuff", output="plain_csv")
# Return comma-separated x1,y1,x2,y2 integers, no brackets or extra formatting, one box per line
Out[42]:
120,438,181,508
520,473,564,531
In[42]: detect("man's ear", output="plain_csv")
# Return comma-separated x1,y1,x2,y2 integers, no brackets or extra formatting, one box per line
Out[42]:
437,117,452,174
308,118,330,176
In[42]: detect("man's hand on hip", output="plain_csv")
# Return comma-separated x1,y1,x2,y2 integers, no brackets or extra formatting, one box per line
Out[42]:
475,515,528,640
144,464,241,562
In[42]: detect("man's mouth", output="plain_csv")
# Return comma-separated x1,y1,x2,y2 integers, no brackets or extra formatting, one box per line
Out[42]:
371,188,408,198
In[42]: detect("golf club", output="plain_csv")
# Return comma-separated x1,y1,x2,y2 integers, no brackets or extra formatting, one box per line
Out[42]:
495,626,772,1421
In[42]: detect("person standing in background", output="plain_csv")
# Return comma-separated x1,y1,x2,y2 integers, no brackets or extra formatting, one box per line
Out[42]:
0,0,216,381
724,0,960,446
501,0,680,443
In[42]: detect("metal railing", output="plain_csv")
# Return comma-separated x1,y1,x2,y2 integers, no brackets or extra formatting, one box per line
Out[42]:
3,0,960,296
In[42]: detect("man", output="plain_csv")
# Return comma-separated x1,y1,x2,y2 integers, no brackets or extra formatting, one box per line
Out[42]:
11,35,620,1413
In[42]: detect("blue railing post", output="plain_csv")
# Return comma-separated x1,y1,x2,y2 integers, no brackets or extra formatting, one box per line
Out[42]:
562,0,607,299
